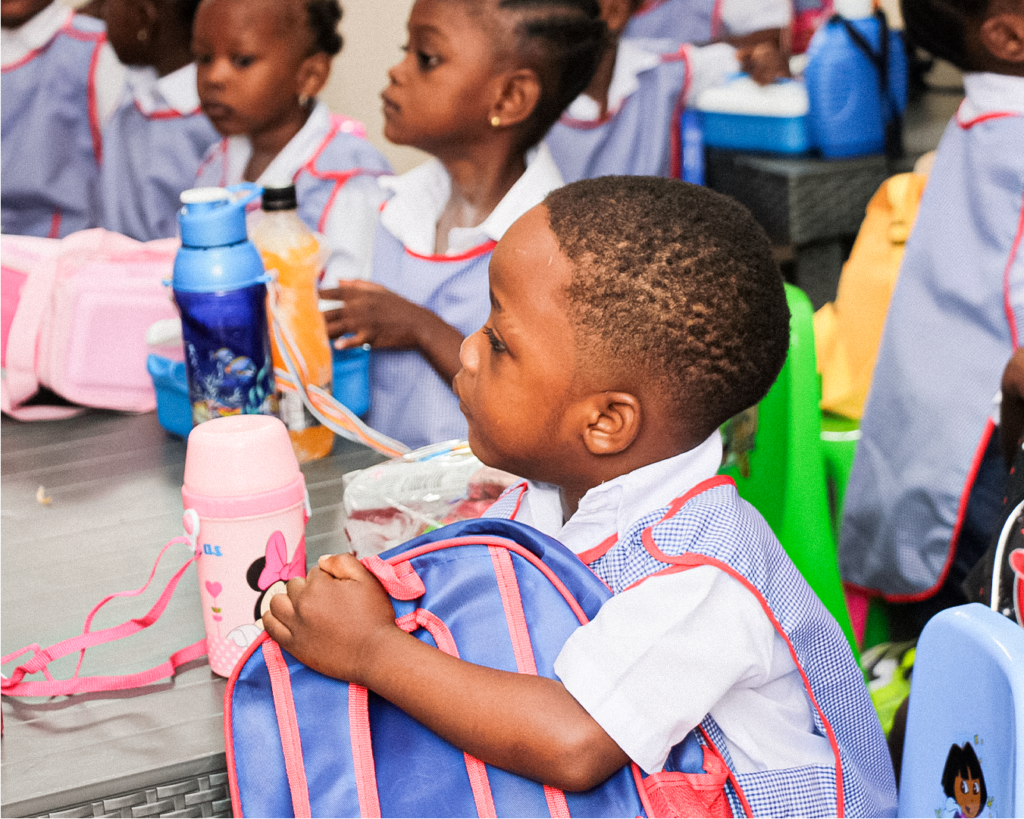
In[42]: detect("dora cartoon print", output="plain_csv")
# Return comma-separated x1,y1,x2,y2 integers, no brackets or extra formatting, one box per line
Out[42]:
227,530,306,648
942,742,991,818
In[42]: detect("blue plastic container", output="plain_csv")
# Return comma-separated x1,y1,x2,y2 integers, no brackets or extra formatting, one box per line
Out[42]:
173,185,277,427
332,345,370,418
147,354,192,438
694,76,811,155
804,3,907,158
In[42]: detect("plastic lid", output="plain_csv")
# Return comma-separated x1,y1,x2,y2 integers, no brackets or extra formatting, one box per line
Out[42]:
694,75,809,117
261,183,298,212
834,0,873,18
177,184,259,248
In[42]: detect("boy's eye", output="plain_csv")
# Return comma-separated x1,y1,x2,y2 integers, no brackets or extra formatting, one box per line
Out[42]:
482,327,506,353
416,50,440,70
232,54,256,69
194,52,212,65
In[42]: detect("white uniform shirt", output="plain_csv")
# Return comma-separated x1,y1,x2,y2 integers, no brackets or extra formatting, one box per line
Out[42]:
378,142,564,257
1,2,124,123
511,433,836,774
719,0,791,37
563,39,739,123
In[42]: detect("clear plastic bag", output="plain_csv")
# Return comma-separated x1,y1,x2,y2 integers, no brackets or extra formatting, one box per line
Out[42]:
343,440,519,557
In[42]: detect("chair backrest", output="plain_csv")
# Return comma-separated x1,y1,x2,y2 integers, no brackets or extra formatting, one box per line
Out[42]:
899,603,1024,818
721,283,858,656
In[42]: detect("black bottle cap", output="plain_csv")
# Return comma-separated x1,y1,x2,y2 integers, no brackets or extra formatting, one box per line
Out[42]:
261,184,298,211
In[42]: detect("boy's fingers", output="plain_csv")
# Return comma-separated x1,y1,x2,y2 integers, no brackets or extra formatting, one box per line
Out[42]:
262,604,293,645
318,552,364,580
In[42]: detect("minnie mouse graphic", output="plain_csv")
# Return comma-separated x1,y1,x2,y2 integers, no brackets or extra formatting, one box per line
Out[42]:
227,530,306,648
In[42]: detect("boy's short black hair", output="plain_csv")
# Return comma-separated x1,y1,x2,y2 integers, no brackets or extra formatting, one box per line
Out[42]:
900,0,990,70
495,0,607,150
545,176,790,443
305,0,343,56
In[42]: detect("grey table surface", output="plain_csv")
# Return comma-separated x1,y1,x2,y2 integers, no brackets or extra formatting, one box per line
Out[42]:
1,410,385,817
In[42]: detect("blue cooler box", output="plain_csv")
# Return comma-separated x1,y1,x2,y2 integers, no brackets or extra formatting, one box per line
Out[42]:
695,76,810,155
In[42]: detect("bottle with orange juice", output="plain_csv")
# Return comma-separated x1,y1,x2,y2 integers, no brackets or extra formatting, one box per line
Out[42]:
250,183,334,462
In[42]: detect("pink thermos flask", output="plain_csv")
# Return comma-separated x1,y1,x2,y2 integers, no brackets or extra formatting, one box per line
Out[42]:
182,414,308,676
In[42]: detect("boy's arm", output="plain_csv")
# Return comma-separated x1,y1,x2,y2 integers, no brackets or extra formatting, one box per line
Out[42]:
263,554,630,791
319,280,464,385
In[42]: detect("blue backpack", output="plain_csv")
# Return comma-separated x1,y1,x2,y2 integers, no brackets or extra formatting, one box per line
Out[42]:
224,518,731,817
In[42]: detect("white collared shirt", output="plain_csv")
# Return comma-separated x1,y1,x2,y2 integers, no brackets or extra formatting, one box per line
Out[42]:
959,72,1024,122
378,142,564,257
564,40,738,123
123,62,200,116
1,3,124,123
511,434,835,775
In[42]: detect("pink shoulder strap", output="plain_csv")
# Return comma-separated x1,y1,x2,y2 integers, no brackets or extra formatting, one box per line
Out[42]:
1,534,206,697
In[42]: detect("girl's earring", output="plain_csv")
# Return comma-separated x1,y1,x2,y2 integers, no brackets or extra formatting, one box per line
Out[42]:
137,28,148,41
490,115,501,127
299,94,310,107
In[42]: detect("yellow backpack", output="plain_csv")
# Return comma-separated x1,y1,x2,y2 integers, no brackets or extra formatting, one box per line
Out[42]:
814,169,929,419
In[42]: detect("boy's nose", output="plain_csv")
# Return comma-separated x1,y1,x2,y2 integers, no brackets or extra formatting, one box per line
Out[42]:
459,332,480,373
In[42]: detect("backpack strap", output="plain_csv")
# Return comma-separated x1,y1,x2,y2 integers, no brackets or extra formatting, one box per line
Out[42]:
1,532,206,696
261,640,313,818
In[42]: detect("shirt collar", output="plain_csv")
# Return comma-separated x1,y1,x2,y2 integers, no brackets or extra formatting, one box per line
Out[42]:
564,39,663,122
958,73,1024,122
379,142,563,257
515,431,724,554
223,100,334,185
1,3,72,66
127,62,200,116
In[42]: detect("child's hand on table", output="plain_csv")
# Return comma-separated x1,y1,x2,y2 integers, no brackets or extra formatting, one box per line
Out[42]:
319,280,466,385
263,554,398,685
738,41,791,85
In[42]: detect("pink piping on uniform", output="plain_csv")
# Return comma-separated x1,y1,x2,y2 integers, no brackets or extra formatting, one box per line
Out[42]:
263,640,313,818
86,35,103,164
631,475,847,816
1003,188,1024,349
667,45,693,181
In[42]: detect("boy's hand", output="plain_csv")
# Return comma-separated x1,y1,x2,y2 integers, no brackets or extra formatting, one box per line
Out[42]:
319,280,428,348
737,42,790,85
263,553,398,685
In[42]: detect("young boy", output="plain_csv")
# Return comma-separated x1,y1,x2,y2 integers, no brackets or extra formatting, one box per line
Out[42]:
840,0,1024,634
264,177,897,817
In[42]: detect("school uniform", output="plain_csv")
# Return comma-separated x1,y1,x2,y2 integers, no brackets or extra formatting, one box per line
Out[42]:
841,73,1024,601
623,0,791,45
1,3,124,237
487,433,897,817
99,63,220,241
368,144,563,450
194,101,391,285
545,39,737,183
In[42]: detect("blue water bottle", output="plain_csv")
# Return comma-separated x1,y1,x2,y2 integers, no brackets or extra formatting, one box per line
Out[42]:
173,185,278,427
804,0,907,159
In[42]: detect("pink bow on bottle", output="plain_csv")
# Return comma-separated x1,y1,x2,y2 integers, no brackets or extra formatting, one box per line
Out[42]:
258,531,306,590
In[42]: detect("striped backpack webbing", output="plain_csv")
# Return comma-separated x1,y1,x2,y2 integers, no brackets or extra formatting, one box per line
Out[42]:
224,517,732,818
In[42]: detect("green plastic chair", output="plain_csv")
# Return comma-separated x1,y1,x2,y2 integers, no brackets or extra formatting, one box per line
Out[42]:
821,413,892,651
720,284,859,658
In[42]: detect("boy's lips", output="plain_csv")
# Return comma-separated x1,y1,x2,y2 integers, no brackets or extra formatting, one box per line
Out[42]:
381,92,400,118
201,101,234,122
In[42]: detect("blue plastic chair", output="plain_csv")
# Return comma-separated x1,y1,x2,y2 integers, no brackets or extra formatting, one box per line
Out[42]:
898,604,1024,817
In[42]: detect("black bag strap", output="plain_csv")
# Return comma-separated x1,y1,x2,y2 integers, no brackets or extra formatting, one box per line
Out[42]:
832,9,904,160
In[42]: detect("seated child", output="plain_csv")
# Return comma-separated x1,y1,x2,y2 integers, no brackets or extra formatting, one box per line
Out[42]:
623,0,791,50
840,0,1024,636
265,177,898,817
544,0,788,183
318,0,606,449
192,0,391,285
1,0,124,237
98,0,219,240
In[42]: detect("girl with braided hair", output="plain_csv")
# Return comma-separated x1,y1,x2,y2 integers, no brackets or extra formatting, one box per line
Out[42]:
319,0,607,449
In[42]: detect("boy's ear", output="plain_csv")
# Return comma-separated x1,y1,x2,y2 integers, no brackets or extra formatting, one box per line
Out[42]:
601,0,635,36
979,11,1024,65
580,391,642,457
489,68,542,129
297,52,332,100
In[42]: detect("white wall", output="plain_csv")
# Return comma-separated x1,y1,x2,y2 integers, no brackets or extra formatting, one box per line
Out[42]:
322,0,427,174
